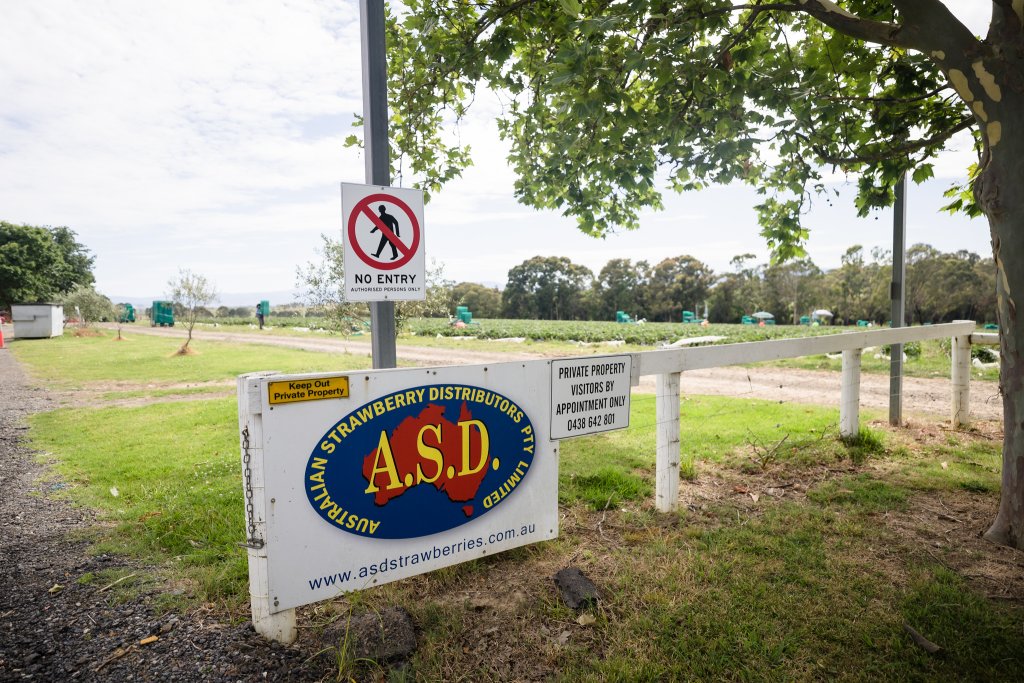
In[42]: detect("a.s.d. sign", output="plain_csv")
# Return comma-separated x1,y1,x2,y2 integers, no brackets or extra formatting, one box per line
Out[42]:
248,361,557,612
304,384,537,539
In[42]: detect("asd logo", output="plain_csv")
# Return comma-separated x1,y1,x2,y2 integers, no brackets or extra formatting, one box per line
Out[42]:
304,384,537,539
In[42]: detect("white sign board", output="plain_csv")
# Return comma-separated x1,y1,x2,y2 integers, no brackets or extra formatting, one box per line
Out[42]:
341,182,425,301
243,360,558,613
550,355,632,440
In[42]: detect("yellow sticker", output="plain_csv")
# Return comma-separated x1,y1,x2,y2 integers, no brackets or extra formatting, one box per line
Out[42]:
268,376,350,405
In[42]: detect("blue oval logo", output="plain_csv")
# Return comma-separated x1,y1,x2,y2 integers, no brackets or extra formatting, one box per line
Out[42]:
305,384,537,539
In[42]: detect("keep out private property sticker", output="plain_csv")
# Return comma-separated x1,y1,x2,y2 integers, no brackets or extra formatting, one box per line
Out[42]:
304,384,538,539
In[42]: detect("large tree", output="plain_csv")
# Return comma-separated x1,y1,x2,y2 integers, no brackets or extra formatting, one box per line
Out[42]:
503,255,594,319
708,253,766,323
452,281,503,318
385,2,1024,548
0,222,95,307
646,254,715,321
593,257,651,320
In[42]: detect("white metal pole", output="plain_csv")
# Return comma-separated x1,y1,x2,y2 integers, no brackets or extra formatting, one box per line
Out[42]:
655,372,681,512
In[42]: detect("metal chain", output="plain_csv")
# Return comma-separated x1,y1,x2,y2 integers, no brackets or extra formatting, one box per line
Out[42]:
239,426,265,550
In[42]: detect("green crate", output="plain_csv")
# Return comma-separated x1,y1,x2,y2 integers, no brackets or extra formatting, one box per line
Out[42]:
151,301,174,327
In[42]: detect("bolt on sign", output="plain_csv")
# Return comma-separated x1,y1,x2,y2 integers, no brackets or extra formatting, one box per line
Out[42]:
341,182,425,302
238,360,558,616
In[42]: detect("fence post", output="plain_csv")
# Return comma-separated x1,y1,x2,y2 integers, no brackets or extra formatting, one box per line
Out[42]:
840,349,862,438
656,372,681,512
951,333,972,427
238,374,297,644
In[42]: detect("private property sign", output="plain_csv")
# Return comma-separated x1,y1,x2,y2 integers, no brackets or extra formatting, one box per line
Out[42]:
341,182,425,301
267,376,349,406
549,355,632,440
240,360,558,613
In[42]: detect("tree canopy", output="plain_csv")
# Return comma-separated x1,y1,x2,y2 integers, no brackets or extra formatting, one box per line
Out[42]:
386,1,979,258
503,255,593,319
493,246,992,324
383,2,1024,548
0,221,95,307
58,285,114,326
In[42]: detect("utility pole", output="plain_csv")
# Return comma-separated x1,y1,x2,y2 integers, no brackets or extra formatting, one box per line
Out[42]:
359,0,396,368
889,172,907,425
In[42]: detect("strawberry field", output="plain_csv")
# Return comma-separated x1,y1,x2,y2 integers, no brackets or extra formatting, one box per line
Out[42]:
407,318,845,346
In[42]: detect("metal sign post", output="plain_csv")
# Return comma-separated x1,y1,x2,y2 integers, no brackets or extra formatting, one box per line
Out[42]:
890,172,907,425
360,0,396,368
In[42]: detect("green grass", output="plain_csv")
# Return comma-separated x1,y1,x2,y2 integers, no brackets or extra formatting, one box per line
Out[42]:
13,327,1022,680
30,398,249,602
888,432,1003,494
10,328,370,388
559,394,851,508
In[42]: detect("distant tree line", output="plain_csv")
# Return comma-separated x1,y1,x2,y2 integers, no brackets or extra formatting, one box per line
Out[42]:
449,246,996,325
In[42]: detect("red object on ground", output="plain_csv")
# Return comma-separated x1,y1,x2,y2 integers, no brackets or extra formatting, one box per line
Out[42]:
0,325,5,349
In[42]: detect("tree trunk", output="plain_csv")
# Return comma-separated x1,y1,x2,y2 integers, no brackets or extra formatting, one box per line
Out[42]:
977,98,1024,549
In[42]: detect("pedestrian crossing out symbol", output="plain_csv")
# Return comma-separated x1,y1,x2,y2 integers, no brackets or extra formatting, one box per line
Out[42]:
341,183,426,302
347,193,421,270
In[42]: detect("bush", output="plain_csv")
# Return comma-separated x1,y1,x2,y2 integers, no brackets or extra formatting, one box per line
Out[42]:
881,341,920,359
972,346,998,363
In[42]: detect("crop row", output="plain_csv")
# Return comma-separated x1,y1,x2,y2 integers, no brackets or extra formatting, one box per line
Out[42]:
406,318,844,346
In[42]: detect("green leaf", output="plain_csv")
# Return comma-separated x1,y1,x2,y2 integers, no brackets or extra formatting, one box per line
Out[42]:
911,164,934,184
558,0,582,18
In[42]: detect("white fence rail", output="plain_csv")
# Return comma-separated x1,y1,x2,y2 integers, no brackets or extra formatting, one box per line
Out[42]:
630,321,979,512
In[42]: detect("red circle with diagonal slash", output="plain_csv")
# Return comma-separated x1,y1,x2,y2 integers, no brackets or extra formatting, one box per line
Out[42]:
347,193,421,271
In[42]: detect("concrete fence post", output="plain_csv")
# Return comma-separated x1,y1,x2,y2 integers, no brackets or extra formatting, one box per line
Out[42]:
951,333,972,427
840,349,862,438
655,372,681,512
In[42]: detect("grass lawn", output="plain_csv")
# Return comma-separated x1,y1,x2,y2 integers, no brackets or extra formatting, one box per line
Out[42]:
12,328,371,389
13,330,1021,681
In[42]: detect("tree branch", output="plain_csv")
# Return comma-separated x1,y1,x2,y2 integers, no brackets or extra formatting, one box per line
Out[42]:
808,116,975,166
791,0,983,60
774,0,906,48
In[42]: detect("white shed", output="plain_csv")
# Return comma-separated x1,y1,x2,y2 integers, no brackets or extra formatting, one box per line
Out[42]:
11,304,64,339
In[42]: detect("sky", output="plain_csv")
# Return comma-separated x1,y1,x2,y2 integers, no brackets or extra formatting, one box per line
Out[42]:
0,1,994,305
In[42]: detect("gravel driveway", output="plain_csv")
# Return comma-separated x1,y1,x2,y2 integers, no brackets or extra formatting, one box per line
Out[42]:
0,346,326,681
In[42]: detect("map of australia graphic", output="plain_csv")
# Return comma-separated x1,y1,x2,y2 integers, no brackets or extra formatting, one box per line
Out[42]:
361,402,491,517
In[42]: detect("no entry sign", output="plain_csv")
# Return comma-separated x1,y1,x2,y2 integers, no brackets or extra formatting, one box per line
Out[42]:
341,183,426,301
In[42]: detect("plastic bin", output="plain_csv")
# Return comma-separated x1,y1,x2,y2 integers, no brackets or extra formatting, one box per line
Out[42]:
151,301,174,327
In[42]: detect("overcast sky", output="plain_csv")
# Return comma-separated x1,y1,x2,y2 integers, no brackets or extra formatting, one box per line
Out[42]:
0,1,993,302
